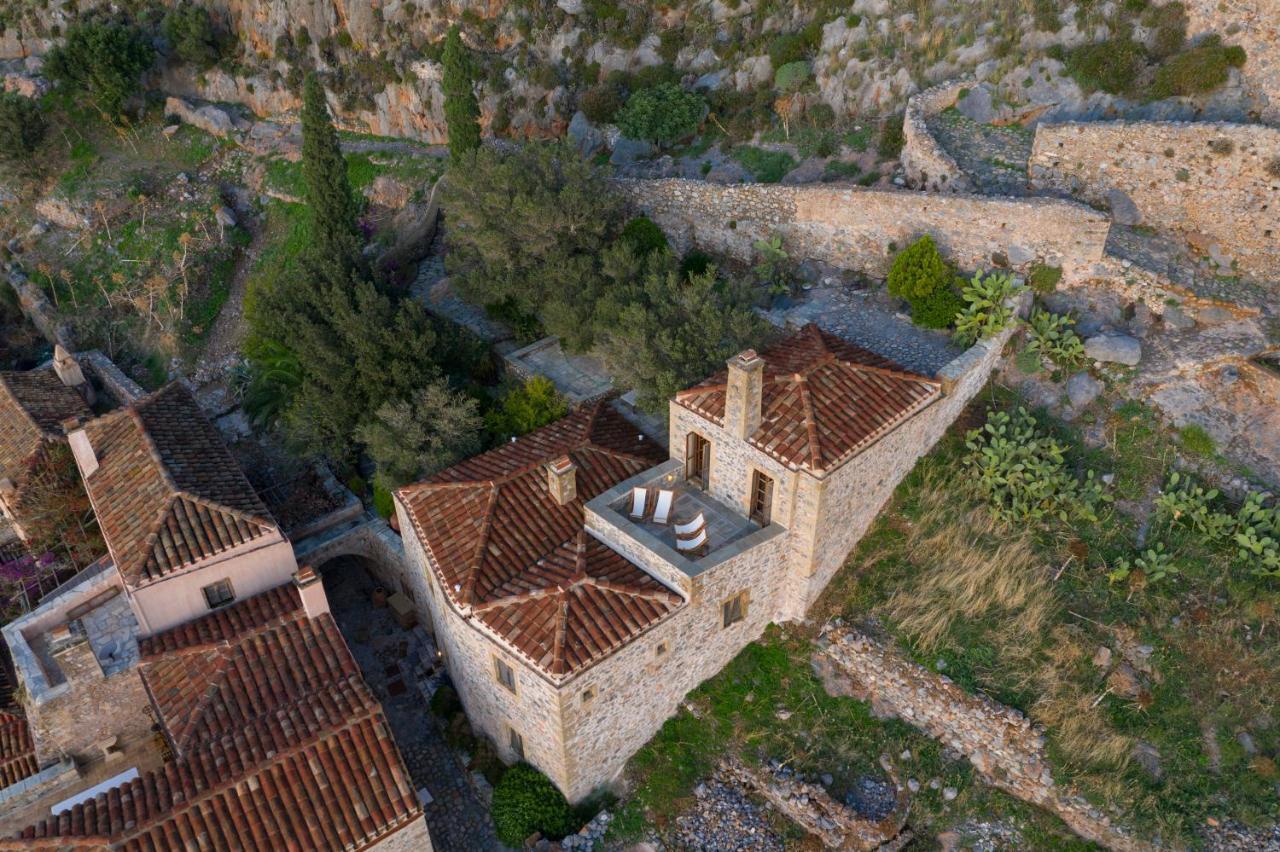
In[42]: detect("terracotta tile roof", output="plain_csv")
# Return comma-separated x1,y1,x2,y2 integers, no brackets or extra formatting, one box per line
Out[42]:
0,369,91,512
0,710,38,789
5,585,422,850
80,383,278,588
675,323,942,474
399,402,680,678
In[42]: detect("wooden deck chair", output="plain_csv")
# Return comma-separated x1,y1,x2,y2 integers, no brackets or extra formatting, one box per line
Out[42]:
629,486,650,520
673,512,706,540
676,526,709,557
652,489,675,525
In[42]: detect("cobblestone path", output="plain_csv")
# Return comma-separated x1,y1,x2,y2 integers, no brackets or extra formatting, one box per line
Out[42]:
322,559,504,852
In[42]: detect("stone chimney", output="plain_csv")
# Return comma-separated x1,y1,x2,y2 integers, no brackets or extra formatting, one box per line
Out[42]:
294,566,330,619
52,345,89,392
545,455,578,506
724,349,765,439
63,417,98,478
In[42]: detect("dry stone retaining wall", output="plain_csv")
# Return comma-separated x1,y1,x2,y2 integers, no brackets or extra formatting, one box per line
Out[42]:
618,179,1109,285
901,80,974,194
817,628,1151,852
1029,121,1280,282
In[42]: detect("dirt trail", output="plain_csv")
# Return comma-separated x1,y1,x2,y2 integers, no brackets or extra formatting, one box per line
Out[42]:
197,203,263,381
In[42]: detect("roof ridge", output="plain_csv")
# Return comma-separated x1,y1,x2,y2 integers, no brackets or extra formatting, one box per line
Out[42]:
462,484,499,607
176,489,277,532
796,375,823,471
833,358,942,385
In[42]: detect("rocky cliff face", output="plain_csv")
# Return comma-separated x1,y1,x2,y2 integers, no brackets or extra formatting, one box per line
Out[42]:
2,0,1276,142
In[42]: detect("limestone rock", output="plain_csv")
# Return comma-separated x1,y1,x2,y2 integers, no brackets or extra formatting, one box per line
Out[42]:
1104,189,1141,226
34,197,90,230
214,206,237,229
1084,333,1142,366
164,96,236,139
1091,646,1112,668
956,84,996,124
610,136,654,166
1161,304,1196,331
1066,372,1103,408
365,175,412,209
568,111,604,157
556,0,584,14
1132,742,1163,781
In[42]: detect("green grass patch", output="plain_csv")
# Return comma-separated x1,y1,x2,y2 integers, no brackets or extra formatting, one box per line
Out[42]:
731,145,796,183
1178,423,1216,457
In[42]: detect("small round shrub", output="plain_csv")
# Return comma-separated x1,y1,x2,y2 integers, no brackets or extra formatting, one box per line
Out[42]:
768,32,810,69
887,235,953,302
1066,39,1146,94
615,83,704,146
1028,264,1063,294
910,286,963,329
1150,39,1246,98
491,764,576,846
621,216,669,255
773,60,811,93
578,82,624,124
0,92,46,160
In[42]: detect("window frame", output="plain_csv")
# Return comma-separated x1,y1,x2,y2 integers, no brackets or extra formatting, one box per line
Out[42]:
722,591,749,628
749,469,774,525
508,726,525,760
201,579,235,610
493,656,517,694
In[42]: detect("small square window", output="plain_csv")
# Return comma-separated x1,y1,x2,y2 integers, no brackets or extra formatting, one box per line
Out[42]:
508,726,525,760
581,686,597,705
722,591,748,628
202,579,235,610
655,641,669,658
494,657,516,693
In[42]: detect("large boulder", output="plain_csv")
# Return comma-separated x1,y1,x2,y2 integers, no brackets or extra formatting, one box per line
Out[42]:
1084,333,1142,366
610,136,654,166
956,83,996,124
164,96,237,139
567,111,604,157
35,197,90,230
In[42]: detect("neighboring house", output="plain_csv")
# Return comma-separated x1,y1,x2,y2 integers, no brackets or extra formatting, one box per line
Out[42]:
0,359,93,542
1,578,428,851
397,323,997,802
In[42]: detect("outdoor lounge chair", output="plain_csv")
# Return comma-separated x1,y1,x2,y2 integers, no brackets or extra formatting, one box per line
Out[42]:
673,512,706,540
652,489,675,525
676,526,708,556
629,487,650,520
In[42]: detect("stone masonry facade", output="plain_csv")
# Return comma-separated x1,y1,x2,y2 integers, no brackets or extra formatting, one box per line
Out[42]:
1029,120,1280,282
816,628,1150,852
618,179,1109,286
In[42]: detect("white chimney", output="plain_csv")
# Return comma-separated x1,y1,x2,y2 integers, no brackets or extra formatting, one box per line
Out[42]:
724,349,765,440
64,420,98,479
52,345,87,389
294,566,330,619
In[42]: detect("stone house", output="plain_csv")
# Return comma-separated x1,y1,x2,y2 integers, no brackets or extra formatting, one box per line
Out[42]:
397,322,1001,802
0,380,429,849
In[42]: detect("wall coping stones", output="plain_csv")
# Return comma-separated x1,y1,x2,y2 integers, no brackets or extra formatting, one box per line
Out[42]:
901,79,976,194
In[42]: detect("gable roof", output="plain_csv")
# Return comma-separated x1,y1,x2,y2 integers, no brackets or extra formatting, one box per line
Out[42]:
399,402,681,679
674,323,942,475
80,383,278,588
6,584,422,850
0,369,91,512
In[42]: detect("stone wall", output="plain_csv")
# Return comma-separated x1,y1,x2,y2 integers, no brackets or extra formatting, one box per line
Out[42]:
618,179,1110,284
1029,120,1280,281
816,628,1150,852
901,81,974,194
1185,0,1280,123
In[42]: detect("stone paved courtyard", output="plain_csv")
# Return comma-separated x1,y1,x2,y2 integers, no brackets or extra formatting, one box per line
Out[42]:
322,557,505,852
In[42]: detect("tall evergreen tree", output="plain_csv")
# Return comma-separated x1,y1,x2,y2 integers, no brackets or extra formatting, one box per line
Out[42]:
441,26,481,158
300,74,363,284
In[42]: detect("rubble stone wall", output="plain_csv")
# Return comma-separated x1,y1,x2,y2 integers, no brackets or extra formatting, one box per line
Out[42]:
817,628,1151,852
1029,121,1280,281
901,80,974,194
618,179,1109,284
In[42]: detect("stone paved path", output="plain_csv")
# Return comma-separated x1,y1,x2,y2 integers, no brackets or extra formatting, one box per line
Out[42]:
323,559,504,852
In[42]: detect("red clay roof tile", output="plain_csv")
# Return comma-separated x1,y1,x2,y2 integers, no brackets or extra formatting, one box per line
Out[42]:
675,324,941,474
399,402,680,679
0,369,91,514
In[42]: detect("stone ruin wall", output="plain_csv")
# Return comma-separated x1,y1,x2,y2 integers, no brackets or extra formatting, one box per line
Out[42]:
1184,0,1280,124
617,179,1110,285
900,80,974,194
1029,121,1280,282
816,628,1152,852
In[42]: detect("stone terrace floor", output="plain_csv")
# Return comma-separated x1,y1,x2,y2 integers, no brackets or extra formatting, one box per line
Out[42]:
615,478,760,559
322,559,506,852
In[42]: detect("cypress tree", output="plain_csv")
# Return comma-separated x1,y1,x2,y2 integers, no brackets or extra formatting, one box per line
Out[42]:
300,74,363,284
441,26,481,159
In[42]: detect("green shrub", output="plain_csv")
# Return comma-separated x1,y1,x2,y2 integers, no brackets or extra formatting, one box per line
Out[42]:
1025,308,1086,368
773,60,811,92
615,83,704,146
877,113,906,159
1027,264,1063,294
731,145,797,183
953,270,1025,346
680,250,711,278
578,81,624,123
44,16,156,117
491,764,577,846
1150,37,1246,98
1143,0,1188,58
887,235,952,302
162,3,232,69
620,215,669,255
909,285,963,329
1065,38,1146,94
484,376,568,441
430,684,463,718
768,32,811,69
372,479,394,519
965,407,1110,525
0,92,46,160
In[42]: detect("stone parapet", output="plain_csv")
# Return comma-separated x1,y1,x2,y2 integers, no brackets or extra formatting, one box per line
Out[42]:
901,80,975,194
